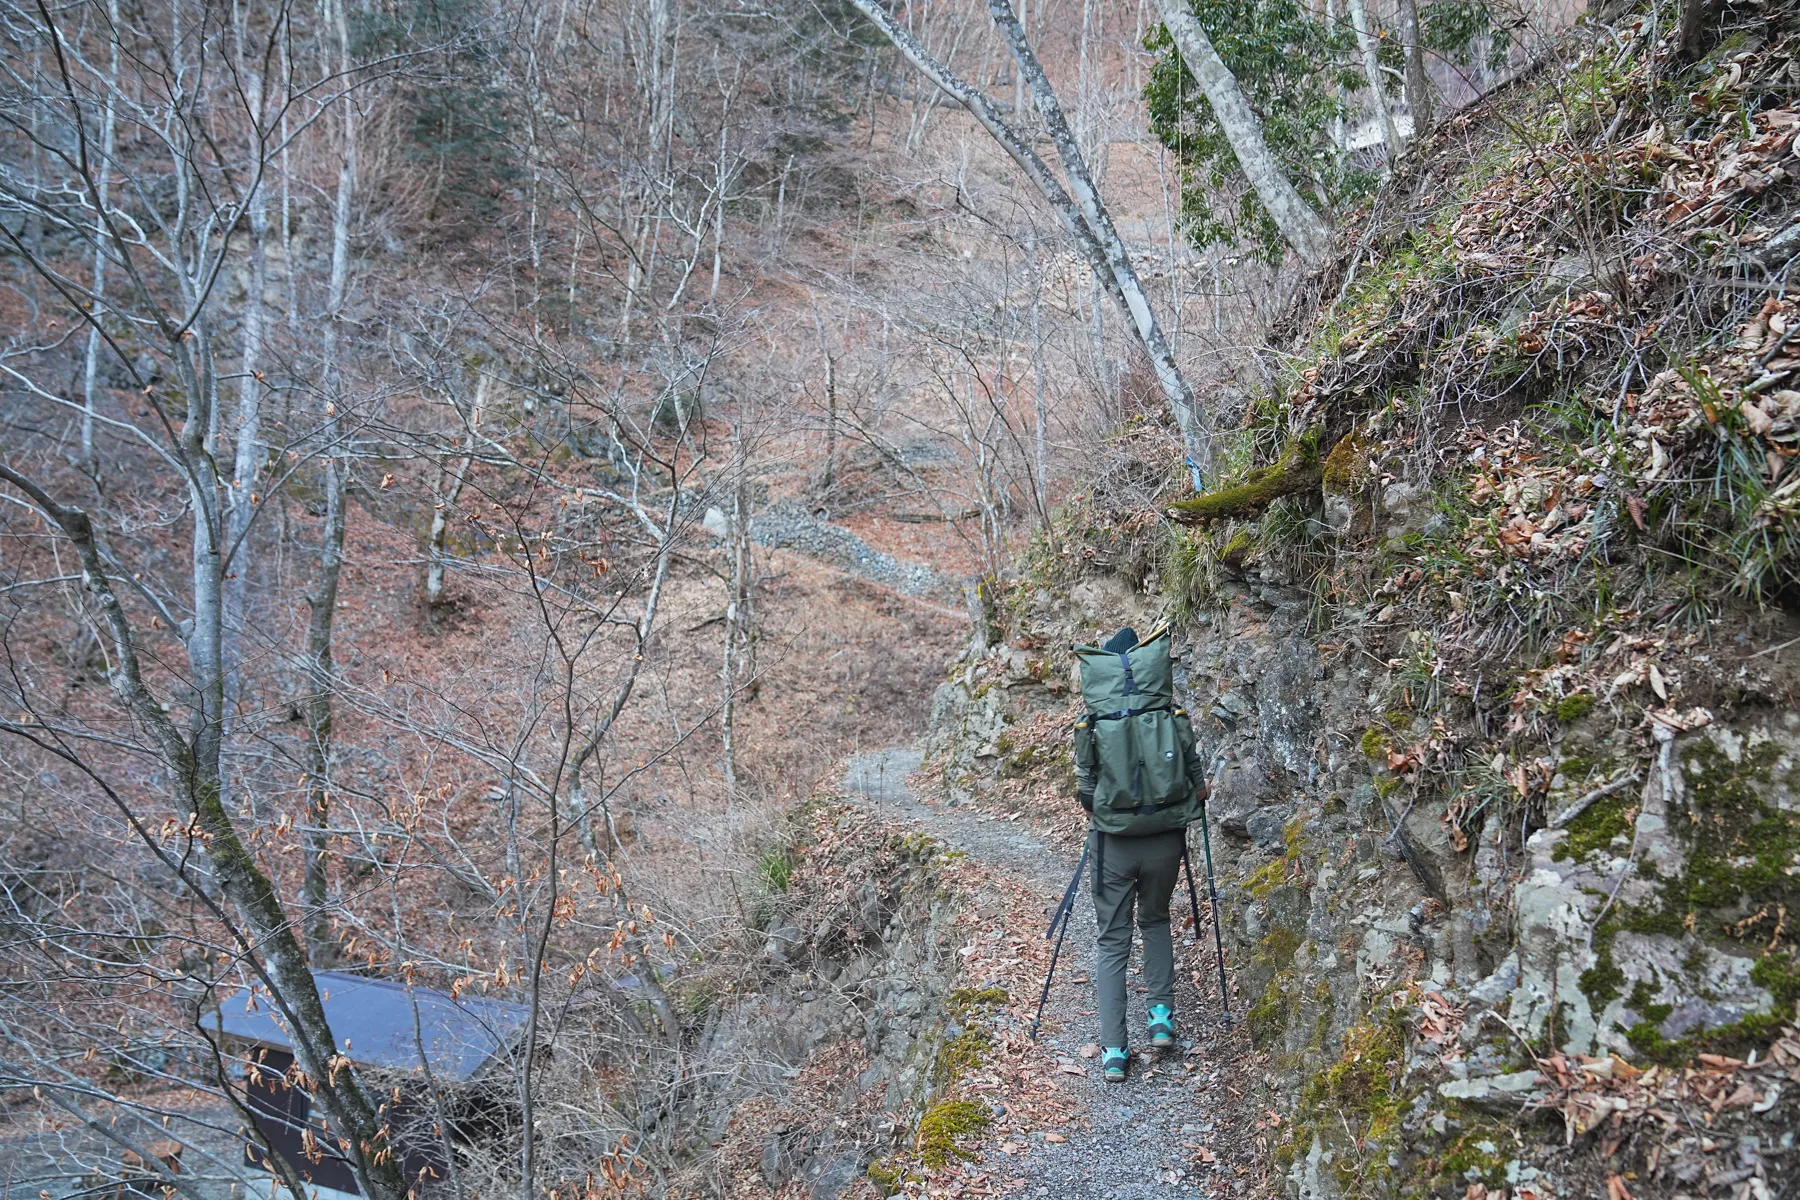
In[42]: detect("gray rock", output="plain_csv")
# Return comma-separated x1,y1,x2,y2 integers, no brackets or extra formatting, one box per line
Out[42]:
1438,1070,1543,1113
765,925,805,962
1246,808,1291,848
1608,931,1774,1040
809,1152,863,1198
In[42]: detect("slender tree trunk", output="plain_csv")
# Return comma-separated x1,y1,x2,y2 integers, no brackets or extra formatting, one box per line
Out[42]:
816,317,839,497
720,427,752,800
1146,0,1334,264
226,22,269,705
848,0,1219,478
1348,0,1404,160
1326,0,1347,156
1397,0,1432,137
1027,229,1051,531
1676,0,1710,61
568,522,674,858
425,378,482,608
301,0,357,965
80,0,119,488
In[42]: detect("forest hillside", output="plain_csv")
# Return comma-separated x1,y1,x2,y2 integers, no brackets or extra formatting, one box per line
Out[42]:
1,0,1797,1196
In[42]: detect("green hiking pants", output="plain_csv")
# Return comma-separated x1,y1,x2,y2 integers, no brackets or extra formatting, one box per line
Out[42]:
1090,826,1185,1051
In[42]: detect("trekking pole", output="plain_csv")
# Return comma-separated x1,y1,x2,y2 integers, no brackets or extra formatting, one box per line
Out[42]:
1181,839,1203,938
1195,772,1233,1031
1031,838,1090,1039
1045,839,1090,938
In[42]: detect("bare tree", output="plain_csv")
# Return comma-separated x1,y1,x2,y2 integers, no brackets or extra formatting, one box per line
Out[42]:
847,0,1217,476
1398,0,1434,135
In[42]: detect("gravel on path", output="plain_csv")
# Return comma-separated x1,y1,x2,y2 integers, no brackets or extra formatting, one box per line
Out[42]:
841,748,1278,1200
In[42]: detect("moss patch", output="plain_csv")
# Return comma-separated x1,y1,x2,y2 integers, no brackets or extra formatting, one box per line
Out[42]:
1291,1004,1411,1197
1552,790,1632,862
1249,970,1298,1046
948,985,1008,1015
1217,530,1258,568
1322,430,1373,493
1553,692,1596,722
866,1158,902,1195
915,1099,990,1168
1588,735,1800,1060
931,1028,990,1088
1258,927,1303,971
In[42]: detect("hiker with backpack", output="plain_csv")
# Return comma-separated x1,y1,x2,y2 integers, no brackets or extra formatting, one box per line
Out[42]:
1070,626,1212,1082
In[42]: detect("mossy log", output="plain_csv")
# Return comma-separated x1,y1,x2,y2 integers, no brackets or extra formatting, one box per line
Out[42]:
1165,436,1326,524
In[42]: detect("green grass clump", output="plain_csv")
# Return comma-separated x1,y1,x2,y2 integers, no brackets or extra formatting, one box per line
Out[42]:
755,845,794,892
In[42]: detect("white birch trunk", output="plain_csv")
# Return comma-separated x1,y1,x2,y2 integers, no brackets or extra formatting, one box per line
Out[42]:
1027,229,1051,529
988,0,1210,471
80,0,119,485
1147,0,1335,264
425,376,482,607
848,0,1219,478
301,0,357,966
1348,0,1404,160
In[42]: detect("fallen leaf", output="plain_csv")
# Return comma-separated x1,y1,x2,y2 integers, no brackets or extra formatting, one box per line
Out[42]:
1649,663,1669,700
1078,1043,1101,1059
1056,1063,1085,1077
1043,1132,1067,1144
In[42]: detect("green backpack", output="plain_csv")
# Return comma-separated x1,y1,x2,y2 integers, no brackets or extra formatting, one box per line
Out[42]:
1071,627,1204,836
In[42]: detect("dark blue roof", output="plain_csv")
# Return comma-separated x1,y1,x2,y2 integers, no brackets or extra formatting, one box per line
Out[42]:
206,971,530,1083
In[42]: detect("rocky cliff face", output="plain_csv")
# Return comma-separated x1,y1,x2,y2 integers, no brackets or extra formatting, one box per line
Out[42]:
926,564,1800,1196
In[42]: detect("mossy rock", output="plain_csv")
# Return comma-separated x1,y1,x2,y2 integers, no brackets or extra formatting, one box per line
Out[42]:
916,1099,990,1168
1248,969,1298,1046
1587,729,1800,1058
1322,430,1374,494
931,1028,990,1088
1293,1003,1412,1197
1217,530,1258,568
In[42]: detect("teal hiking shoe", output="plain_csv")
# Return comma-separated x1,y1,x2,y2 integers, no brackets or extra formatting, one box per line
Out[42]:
1148,1004,1176,1049
1101,1047,1129,1082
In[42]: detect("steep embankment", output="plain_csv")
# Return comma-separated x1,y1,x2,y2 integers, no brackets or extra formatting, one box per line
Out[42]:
927,7,1800,1199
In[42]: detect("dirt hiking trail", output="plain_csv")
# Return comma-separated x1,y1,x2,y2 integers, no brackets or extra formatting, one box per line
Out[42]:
843,748,1280,1200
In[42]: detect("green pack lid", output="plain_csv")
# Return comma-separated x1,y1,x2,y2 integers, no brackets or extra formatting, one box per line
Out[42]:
1071,625,1173,715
